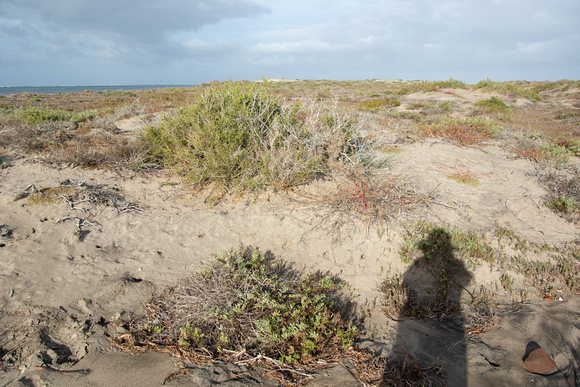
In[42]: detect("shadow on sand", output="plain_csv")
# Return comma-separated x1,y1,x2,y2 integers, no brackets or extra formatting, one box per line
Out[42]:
385,228,473,386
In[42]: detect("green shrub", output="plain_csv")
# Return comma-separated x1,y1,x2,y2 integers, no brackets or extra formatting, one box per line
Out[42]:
113,247,357,366
359,98,401,110
475,96,510,114
439,101,453,113
141,82,347,191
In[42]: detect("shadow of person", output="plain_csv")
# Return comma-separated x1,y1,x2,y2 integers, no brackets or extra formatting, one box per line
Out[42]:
384,228,473,387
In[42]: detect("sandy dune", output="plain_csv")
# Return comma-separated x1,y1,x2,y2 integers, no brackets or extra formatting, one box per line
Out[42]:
1,81,579,386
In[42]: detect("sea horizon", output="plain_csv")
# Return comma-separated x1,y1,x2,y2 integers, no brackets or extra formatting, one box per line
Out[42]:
0,84,196,96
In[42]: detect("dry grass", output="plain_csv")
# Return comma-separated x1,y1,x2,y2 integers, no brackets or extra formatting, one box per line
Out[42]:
349,349,446,387
0,121,145,170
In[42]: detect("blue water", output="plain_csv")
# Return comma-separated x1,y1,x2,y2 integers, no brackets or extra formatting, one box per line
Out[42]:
0,84,195,96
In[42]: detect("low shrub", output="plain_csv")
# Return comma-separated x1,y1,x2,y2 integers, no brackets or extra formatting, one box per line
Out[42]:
399,220,495,266
112,247,358,368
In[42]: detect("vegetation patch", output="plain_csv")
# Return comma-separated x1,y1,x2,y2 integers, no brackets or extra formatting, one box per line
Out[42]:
386,221,580,320
539,170,580,224
9,108,98,125
395,78,467,95
415,118,501,146
141,82,352,192
22,186,80,205
512,135,579,168
475,96,511,116
474,79,541,101
112,247,358,383
358,98,401,110
447,171,481,186
350,349,445,387
555,108,580,120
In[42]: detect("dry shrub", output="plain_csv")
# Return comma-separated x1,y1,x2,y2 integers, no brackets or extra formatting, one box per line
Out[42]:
48,132,140,169
538,169,580,223
15,179,139,213
0,121,142,169
379,276,429,320
511,138,547,162
465,308,500,336
112,247,358,380
290,165,427,235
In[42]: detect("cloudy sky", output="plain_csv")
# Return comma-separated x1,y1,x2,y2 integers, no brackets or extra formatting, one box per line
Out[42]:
0,0,578,86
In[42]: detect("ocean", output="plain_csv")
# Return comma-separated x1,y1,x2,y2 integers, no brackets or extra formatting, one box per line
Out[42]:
0,84,195,96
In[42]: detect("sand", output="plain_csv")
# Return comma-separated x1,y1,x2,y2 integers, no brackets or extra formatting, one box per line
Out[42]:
1,83,579,386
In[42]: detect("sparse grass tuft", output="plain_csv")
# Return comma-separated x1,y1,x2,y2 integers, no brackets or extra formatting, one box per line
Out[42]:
448,171,481,186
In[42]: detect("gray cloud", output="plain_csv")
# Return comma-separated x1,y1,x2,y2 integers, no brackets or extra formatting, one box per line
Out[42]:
0,0,269,63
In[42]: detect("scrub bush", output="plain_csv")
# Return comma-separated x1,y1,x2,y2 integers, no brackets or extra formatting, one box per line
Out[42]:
142,82,351,191
112,247,358,368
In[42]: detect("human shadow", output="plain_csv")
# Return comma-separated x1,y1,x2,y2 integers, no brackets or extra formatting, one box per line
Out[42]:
384,228,473,386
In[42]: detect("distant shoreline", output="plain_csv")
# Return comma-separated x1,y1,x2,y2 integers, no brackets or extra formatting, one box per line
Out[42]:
0,84,195,96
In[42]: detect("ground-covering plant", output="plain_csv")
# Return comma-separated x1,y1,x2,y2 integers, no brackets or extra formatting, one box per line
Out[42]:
112,247,358,382
414,117,501,146
531,80,580,94
141,81,353,192
511,134,579,168
9,107,98,125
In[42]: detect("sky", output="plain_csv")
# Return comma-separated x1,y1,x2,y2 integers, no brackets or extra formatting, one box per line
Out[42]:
0,0,578,86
